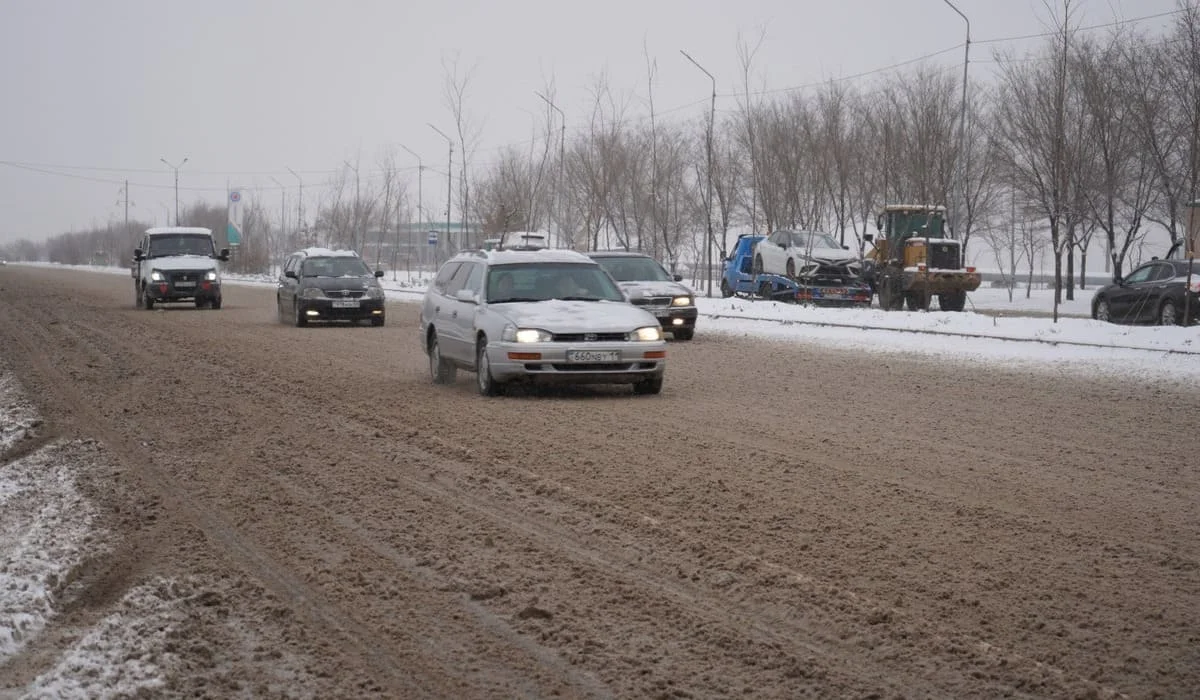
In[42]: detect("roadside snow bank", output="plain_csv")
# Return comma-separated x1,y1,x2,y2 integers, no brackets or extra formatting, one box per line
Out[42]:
0,373,40,454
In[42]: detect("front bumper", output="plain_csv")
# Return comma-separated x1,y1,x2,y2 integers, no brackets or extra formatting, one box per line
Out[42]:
147,280,221,302
298,297,386,321
644,306,698,332
486,340,667,385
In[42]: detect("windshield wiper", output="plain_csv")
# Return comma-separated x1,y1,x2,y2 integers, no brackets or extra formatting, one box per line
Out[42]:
555,296,604,301
488,296,542,303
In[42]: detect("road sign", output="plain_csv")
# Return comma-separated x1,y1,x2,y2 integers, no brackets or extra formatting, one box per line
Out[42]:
428,231,439,246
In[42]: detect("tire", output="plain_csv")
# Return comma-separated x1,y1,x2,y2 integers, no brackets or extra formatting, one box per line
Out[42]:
633,375,664,395
277,295,286,324
294,299,307,327
1159,299,1178,326
194,298,206,309
939,290,967,312
1094,298,1111,322
135,283,145,309
371,316,385,327
752,256,764,275
878,278,903,311
786,258,796,278
142,285,155,310
211,296,222,310
719,279,732,298
475,338,503,396
905,292,927,311
428,331,456,384
674,328,695,341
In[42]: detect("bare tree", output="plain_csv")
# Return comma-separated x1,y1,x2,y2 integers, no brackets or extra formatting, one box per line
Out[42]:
442,52,485,249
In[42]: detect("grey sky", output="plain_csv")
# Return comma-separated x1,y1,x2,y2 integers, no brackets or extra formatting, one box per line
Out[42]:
0,0,1180,242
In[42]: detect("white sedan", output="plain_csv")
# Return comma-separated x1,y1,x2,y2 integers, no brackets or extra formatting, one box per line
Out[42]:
752,230,862,279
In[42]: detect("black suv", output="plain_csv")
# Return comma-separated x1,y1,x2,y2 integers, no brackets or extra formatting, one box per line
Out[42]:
276,248,386,327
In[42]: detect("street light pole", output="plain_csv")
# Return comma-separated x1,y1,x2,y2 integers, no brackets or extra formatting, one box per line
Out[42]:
160,156,188,226
535,91,566,249
428,124,454,253
943,0,970,240
681,50,716,298
270,176,287,268
401,145,424,271
286,167,305,246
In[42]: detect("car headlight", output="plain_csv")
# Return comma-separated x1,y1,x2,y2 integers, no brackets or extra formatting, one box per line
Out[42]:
204,270,218,281
671,295,693,307
501,326,552,343
366,286,385,299
149,270,164,281
628,326,663,342
300,287,326,299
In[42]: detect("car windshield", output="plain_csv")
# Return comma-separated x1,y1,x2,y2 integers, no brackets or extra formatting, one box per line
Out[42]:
788,231,842,250
594,256,673,282
486,262,625,303
301,256,372,277
146,234,214,257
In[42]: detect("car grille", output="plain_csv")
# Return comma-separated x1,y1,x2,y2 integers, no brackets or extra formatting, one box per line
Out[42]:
550,332,628,342
325,289,366,299
166,270,207,284
928,242,960,269
631,296,672,307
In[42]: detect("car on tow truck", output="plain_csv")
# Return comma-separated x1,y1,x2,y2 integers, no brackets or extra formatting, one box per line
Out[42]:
720,233,872,306
586,250,697,340
419,242,668,396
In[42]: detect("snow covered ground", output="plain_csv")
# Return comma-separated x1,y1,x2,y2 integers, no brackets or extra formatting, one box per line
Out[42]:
15,261,1200,383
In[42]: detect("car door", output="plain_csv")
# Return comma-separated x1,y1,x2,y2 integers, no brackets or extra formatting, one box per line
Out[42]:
452,262,486,364
437,262,476,361
758,232,784,274
1109,264,1156,322
278,255,299,313
424,261,460,338
1144,262,1177,322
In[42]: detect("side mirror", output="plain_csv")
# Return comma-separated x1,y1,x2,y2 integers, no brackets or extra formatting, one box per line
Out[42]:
133,248,144,260
455,288,478,304
374,269,385,278
218,248,230,261
284,270,297,279
673,274,683,282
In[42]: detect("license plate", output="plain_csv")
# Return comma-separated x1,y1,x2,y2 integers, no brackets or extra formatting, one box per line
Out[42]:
814,287,847,298
331,300,359,308
174,280,195,288
566,350,619,363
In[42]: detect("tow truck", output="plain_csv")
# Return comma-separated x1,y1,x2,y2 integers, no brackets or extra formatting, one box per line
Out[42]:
719,233,873,306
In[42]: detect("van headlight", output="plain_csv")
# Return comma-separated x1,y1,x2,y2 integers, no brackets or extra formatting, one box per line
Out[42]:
502,325,553,343
149,270,164,281
671,295,693,307
204,270,218,281
628,326,663,342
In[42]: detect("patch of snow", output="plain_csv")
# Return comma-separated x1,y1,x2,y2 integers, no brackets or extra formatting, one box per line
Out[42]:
0,373,40,453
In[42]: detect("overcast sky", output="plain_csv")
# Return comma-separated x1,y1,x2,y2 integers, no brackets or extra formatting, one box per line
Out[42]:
0,0,1182,242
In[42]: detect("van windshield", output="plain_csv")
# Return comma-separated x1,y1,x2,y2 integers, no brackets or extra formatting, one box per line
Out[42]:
146,234,215,258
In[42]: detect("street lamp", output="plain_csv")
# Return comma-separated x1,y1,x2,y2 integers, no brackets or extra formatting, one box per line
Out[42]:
428,124,454,252
269,176,287,260
681,50,716,298
401,144,424,272
286,167,305,245
160,156,188,226
535,91,567,249
942,0,970,240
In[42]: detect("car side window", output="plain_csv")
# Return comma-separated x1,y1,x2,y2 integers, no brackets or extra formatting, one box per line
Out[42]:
1124,266,1153,284
463,263,485,294
443,262,474,296
432,262,461,293
1151,263,1175,281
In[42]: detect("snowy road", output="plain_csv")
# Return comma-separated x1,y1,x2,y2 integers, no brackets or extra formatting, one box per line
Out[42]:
2,264,1199,698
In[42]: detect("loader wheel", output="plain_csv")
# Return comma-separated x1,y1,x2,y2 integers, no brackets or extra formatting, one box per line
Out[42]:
905,292,928,311
878,279,904,311
939,290,967,312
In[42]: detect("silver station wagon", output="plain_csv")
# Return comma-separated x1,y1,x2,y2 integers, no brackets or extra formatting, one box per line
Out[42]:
419,245,668,396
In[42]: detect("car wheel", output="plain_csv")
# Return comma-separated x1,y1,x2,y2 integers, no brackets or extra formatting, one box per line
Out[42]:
785,258,796,278
135,283,145,309
294,299,307,327
143,285,155,310
476,338,504,396
674,328,695,341
194,298,206,309
1159,299,1178,326
719,279,732,298
371,316,384,327
428,331,456,384
1094,298,1111,322
633,375,664,395
211,296,222,310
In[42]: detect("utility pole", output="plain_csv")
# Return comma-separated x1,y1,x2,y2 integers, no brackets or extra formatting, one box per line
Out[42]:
942,0,970,243
344,159,361,251
401,145,424,270
160,157,188,225
681,50,716,298
286,167,305,246
535,91,566,248
270,176,287,269
428,124,454,253
117,179,131,236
